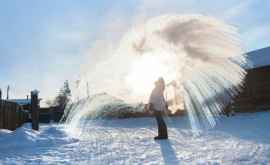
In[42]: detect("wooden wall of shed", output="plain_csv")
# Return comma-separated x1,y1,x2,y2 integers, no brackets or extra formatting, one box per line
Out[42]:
0,100,29,130
39,107,52,123
231,66,270,112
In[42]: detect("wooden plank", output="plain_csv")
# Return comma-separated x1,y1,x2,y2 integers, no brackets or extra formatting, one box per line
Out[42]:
0,100,3,129
4,103,8,129
0,100,28,130
6,103,11,130
10,105,16,130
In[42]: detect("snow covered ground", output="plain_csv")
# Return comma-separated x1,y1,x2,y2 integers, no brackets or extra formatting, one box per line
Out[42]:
1,111,270,165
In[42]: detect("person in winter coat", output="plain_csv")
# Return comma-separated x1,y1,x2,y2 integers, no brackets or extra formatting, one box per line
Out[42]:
148,77,168,140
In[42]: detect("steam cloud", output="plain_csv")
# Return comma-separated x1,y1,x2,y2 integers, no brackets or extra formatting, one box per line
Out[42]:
67,14,247,132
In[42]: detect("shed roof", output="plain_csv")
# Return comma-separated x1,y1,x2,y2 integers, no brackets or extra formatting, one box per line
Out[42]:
246,46,270,69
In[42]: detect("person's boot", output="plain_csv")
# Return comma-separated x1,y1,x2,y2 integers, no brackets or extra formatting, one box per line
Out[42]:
154,136,162,140
154,135,168,140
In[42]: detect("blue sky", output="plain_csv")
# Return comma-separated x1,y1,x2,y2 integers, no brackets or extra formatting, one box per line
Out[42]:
0,0,269,100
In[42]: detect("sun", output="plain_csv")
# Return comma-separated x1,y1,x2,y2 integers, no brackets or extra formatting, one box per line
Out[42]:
125,52,177,102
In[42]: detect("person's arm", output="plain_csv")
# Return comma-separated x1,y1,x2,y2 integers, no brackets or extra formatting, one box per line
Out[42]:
162,94,168,110
147,103,153,112
148,89,154,111
166,80,177,87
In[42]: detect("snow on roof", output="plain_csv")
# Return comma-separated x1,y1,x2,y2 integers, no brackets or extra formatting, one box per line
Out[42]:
246,46,270,69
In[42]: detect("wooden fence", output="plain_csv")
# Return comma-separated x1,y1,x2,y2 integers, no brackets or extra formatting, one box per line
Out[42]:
0,100,28,130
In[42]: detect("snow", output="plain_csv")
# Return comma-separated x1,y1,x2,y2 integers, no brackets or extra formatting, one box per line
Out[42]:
246,47,270,69
1,112,270,164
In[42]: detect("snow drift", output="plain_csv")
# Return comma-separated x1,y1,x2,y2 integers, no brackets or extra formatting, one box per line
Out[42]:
1,112,270,164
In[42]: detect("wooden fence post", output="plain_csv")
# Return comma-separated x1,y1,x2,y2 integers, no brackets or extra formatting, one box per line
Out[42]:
9,102,17,131
0,90,2,129
31,90,39,131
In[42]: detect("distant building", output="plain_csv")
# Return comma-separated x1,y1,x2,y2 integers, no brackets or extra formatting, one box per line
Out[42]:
9,99,31,110
9,98,41,110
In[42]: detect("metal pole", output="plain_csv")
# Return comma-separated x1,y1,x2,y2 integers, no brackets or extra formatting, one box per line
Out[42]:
6,85,10,100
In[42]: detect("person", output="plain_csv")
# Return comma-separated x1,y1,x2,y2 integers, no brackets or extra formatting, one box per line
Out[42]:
148,77,168,140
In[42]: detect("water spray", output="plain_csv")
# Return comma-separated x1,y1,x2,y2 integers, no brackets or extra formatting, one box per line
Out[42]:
65,14,247,134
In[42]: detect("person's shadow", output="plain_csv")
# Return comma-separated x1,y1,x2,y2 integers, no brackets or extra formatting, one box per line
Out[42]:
156,140,180,165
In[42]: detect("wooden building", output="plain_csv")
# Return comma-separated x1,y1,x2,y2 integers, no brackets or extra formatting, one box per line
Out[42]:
230,47,270,112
